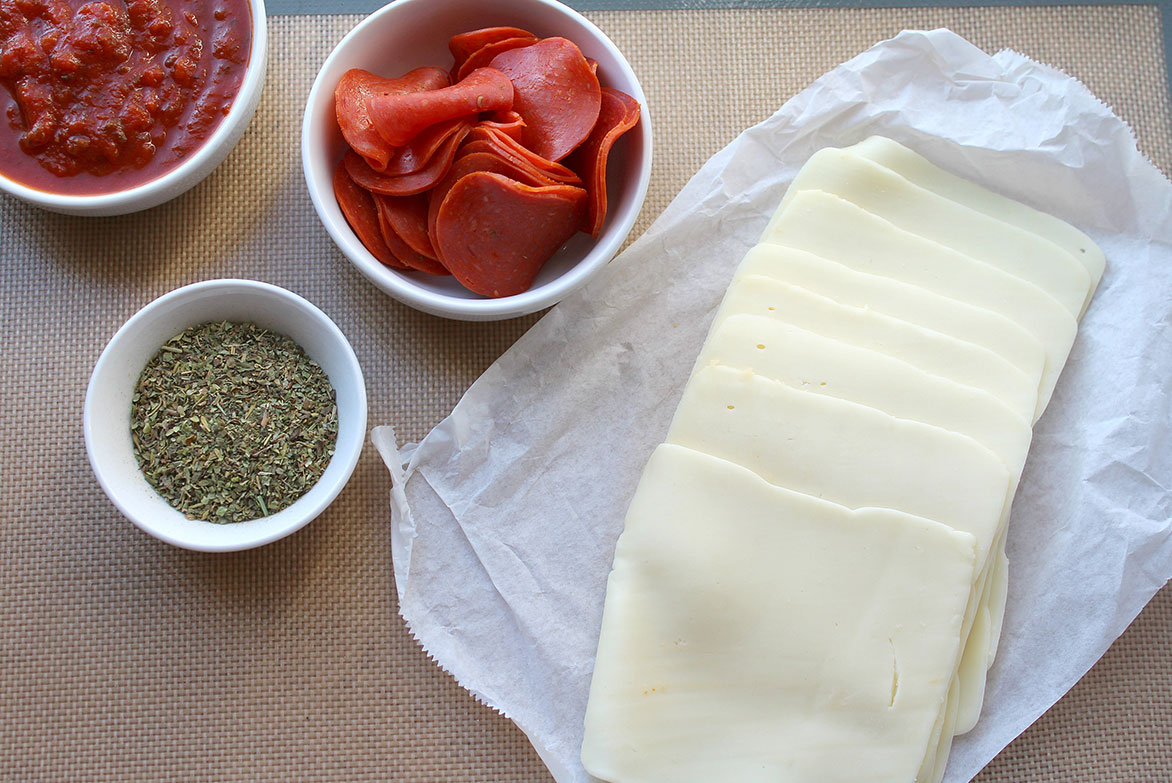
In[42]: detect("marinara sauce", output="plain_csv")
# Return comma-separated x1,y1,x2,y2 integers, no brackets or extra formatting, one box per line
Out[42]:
0,0,250,194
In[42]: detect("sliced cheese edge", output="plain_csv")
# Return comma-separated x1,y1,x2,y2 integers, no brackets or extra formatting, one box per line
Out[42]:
762,188,1078,415
772,147,1092,318
714,274,1040,423
849,135,1105,311
697,313,1032,479
733,243,1047,402
666,365,1009,577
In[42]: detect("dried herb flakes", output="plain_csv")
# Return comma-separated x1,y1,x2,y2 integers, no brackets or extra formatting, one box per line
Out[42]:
130,321,339,524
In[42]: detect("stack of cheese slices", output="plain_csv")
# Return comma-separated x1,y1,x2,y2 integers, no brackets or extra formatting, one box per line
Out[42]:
580,137,1105,783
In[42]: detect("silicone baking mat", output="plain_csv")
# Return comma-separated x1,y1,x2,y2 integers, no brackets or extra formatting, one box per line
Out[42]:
1,5,1169,781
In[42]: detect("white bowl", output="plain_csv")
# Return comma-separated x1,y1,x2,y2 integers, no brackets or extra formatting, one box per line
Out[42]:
0,0,268,217
302,0,652,321
84,280,367,552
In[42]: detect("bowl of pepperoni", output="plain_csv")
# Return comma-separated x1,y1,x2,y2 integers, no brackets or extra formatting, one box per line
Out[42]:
0,0,267,216
302,0,651,321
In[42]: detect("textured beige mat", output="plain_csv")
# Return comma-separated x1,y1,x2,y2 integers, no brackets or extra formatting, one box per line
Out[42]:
1,5,1169,781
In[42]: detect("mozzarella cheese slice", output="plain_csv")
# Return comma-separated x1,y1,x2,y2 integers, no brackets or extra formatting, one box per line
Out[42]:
953,525,1012,735
733,244,1046,409
920,678,962,783
581,444,978,783
762,189,1077,414
697,313,1032,478
986,534,1012,661
698,312,1026,745
715,274,1039,420
666,365,1011,572
772,147,1092,317
848,135,1105,307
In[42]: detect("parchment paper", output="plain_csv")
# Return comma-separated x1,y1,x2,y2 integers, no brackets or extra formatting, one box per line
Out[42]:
372,29,1172,783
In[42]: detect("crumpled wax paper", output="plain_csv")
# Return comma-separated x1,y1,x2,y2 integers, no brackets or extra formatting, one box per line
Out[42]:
372,28,1172,783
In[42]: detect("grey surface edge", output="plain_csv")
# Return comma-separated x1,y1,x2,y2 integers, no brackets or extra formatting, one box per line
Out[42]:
271,0,1171,105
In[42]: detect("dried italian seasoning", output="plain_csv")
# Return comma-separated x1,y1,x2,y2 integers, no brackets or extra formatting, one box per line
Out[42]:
130,321,339,524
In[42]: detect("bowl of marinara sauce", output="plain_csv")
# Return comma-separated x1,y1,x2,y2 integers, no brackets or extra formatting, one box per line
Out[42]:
0,0,267,216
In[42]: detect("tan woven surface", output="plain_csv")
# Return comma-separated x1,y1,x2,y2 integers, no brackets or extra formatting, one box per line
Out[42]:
2,5,1169,781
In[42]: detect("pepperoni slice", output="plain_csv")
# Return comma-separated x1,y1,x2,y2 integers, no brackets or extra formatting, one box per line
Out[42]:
343,119,471,196
564,88,641,236
449,26,536,71
489,37,601,162
369,68,514,147
382,117,470,177
375,191,438,260
478,110,526,142
462,125,581,184
374,194,449,276
455,36,535,82
332,161,410,270
335,67,449,171
428,149,561,254
455,139,573,187
434,171,586,297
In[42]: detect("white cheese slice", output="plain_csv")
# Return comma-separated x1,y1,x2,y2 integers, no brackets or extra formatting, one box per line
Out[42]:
581,444,978,783
951,528,1012,737
953,604,993,735
986,534,1012,661
848,135,1105,308
666,365,1011,574
698,314,1021,743
697,313,1033,479
715,274,1039,421
772,147,1092,317
761,189,1077,414
668,365,1012,731
733,244,1046,411
921,678,962,783
931,553,1004,769
944,519,1015,737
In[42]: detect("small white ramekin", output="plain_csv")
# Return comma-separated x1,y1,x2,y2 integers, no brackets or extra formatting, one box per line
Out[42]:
84,279,367,551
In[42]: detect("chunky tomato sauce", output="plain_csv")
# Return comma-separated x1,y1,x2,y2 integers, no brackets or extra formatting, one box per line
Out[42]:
0,0,250,194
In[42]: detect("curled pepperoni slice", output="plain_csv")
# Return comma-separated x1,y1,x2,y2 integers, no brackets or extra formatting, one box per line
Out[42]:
428,150,560,253
332,161,410,270
376,191,438,260
434,171,586,298
449,26,536,71
382,117,470,177
343,118,471,196
477,110,526,142
489,37,600,162
369,68,514,147
455,36,535,82
455,138,575,188
565,88,641,236
462,125,581,184
374,194,450,276
456,137,580,194
335,67,449,171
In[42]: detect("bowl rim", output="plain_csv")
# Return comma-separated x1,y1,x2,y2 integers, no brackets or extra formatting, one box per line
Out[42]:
83,278,368,552
301,0,653,321
0,0,269,211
